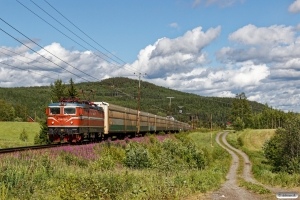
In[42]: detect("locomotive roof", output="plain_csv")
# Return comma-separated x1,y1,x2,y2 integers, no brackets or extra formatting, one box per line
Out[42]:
48,102,100,109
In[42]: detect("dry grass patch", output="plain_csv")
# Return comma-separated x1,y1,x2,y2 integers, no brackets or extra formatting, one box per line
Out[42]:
239,129,275,152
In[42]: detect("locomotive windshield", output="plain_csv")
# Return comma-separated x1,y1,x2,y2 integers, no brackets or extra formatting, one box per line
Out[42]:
64,107,76,115
50,107,60,115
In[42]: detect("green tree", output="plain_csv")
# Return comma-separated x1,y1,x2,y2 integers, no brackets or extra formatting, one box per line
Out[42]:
67,78,79,98
230,92,252,128
19,128,28,142
0,99,13,121
263,116,300,173
34,120,50,145
233,117,245,131
50,79,67,102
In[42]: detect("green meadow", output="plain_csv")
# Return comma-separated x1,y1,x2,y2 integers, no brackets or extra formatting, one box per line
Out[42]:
0,122,40,148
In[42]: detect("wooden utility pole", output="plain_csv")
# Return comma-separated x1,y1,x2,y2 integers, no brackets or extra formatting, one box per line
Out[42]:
134,72,146,134
211,114,213,147
166,97,174,117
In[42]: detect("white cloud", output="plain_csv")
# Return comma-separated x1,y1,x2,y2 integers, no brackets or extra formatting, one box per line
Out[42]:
145,61,269,95
0,42,131,87
130,26,221,78
288,0,300,13
228,24,295,46
169,23,179,29
213,23,300,112
216,24,300,65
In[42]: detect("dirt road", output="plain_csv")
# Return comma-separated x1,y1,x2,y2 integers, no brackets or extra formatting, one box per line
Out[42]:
204,132,263,200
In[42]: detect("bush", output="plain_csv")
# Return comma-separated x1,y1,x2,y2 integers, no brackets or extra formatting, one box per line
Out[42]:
14,117,23,122
125,143,152,169
237,136,244,146
19,129,28,142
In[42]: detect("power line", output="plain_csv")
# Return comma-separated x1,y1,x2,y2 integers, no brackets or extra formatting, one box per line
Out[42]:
0,61,57,81
0,24,90,82
0,48,71,79
17,0,117,67
43,0,126,65
0,17,98,81
18,0,143,75
42,0,149,76
30,0,121,65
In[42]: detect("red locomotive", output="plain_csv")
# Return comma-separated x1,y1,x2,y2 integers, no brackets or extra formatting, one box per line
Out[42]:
46,98,104,143
46,98,192,143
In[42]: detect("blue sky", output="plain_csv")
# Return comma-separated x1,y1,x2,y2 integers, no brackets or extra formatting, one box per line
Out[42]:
1,0,300,112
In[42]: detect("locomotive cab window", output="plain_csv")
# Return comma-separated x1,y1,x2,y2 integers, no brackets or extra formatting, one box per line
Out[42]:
50,107,60,115
64,107,76,115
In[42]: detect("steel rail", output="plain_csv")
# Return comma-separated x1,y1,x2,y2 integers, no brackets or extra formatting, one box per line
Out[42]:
0,143,69,154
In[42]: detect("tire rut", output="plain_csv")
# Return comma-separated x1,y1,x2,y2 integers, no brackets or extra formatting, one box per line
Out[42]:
220,132,294,196
206,132,262,200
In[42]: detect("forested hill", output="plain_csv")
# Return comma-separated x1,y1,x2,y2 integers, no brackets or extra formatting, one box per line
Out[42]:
0,77,265,126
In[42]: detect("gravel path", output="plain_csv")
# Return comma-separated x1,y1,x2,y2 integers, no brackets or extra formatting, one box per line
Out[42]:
205,132,262,200
221,132,297,196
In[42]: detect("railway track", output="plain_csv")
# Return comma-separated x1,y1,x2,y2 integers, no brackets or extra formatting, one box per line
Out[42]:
0,143,69,154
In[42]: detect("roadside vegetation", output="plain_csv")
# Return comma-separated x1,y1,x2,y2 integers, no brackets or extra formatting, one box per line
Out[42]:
227,128,300,188
0,131,230,199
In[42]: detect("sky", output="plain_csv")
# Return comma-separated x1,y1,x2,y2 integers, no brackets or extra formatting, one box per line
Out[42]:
0,0,300,112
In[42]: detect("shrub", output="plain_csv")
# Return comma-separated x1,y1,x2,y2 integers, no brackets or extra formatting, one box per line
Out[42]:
19,128,28,142
237,136,244,146
125,142,152,169
14,117,23,122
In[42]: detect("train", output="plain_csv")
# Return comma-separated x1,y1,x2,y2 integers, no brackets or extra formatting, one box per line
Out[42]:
46,98,192,143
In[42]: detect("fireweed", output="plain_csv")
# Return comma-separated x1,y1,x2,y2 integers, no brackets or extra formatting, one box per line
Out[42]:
0,132,230,199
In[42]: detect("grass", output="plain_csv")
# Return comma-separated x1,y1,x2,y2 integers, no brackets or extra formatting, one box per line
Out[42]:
0,131,231,199
236,129,275,152
227,129,300,188
0,122,40,148
238,177,271,194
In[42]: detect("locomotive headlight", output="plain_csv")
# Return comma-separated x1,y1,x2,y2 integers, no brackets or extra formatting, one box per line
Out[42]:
51,121,54,125
71,121,73,125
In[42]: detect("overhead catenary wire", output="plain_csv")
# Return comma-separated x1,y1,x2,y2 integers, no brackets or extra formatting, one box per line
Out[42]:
43,0,146,74
0,24,90,82
0,49,71,80
0,17,98,82
30,0,121,65
0,61,58,81
17,0,143,75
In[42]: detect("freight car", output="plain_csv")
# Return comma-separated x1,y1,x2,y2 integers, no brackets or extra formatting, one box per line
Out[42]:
46,98,192,143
